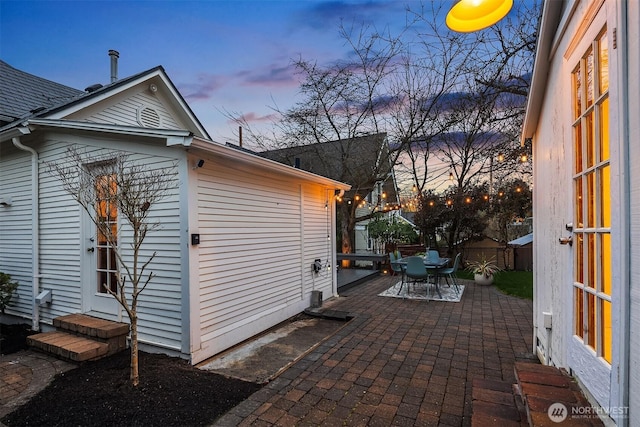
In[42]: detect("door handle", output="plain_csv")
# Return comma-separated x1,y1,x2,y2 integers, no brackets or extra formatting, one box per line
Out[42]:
559,236,573,246
87,247,95,253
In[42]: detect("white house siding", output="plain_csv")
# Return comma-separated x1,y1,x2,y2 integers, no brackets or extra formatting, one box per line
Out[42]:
115,152,184,351
0,144,35,318
72,91,183,130
531,34,572,371
1,132,186,352
532,0,637,417
626,0,640,420
192,155,335,363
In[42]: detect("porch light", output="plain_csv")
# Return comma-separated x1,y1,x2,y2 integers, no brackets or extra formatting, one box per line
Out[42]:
449,171,454,181
446,0,513,33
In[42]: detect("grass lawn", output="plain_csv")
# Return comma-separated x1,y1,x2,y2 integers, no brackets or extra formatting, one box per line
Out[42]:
457,270,533,300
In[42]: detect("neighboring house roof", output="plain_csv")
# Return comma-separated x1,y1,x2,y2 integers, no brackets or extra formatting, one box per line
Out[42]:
0,60,84,125
0,60,210,140
508,232,533,247
259,133,397,203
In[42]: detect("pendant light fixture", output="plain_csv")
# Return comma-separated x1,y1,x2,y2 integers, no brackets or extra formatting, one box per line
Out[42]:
446,0,513,33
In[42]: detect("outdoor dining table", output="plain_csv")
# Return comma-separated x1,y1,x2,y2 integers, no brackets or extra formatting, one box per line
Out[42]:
396,256,450,298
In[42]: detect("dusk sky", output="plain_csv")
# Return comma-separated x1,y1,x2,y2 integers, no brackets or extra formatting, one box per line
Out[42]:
0,0,423,144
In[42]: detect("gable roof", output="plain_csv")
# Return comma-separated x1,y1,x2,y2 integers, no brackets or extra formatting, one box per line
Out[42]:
0,60,84,126
0,60,210,140
260,134,388,181
259,133,397,202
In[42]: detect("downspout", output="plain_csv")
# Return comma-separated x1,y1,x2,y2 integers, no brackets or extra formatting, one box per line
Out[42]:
12,137,40,331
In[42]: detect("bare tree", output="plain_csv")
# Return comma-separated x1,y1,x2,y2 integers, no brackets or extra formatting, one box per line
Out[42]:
224,2,538,253
48,147,175,386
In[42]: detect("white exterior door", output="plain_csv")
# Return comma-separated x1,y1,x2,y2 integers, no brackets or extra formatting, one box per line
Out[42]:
81,171,120,317
566,1,620,412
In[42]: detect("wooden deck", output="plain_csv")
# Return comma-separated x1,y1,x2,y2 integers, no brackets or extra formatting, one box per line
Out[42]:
337,268,379,289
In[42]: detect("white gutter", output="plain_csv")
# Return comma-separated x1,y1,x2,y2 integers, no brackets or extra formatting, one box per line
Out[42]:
12,136,41,331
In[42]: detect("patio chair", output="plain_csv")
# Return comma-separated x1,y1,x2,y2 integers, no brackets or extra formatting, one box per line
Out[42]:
403,256,431,297
427,250,441,262
389,251,407,293
439,253,461,294
388,251,403,276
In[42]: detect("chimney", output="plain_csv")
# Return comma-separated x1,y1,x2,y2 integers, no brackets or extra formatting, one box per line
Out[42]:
108,50,119,83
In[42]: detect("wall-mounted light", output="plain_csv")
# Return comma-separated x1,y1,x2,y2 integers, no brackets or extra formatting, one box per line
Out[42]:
149,83,158,93
446,0,513,33
193,159,205,169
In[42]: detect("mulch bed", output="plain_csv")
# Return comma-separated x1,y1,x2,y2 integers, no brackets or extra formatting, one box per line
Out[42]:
1,324,263,426
0,323,35,355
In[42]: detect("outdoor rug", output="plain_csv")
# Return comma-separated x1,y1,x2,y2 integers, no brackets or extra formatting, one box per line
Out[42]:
378,281,465,302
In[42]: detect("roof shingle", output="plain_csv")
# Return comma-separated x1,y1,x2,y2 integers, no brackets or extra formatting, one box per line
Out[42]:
0,60,83,126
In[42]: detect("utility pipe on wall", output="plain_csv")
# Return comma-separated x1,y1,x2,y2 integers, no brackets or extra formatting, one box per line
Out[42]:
12,136,41,331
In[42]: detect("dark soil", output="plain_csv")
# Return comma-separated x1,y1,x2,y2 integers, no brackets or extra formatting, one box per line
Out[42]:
0,323,35,355
1,327,263,427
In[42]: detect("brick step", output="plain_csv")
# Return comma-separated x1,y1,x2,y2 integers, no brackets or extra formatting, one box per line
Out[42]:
27,314,129,362
27,331,109,362
54,313,129,339
514,362,604,426
471,378,528,427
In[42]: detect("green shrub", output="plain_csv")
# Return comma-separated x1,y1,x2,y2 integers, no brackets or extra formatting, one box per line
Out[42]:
0,272,19,314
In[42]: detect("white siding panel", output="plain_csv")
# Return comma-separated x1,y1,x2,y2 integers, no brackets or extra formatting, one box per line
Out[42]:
194,156,336,361
2,136,185,352
108,153,183,349
84,92,182,129
0,145,35,318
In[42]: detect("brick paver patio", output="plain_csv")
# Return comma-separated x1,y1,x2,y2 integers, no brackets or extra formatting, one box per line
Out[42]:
215,274,534,426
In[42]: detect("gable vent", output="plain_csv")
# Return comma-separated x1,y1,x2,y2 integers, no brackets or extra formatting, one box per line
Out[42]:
138,106,161,128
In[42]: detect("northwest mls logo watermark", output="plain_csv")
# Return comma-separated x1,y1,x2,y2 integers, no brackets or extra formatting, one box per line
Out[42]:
548,402,629,422
548,403,568,423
